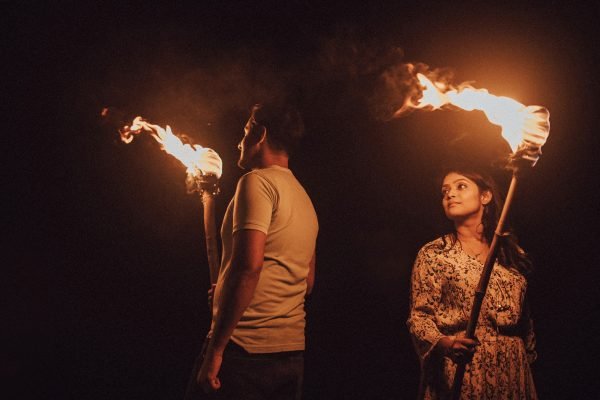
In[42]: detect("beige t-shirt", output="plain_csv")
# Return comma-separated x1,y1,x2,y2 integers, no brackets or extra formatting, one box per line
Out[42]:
212,165,318,353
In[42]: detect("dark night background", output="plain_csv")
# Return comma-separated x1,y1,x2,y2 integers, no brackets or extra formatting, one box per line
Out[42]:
6,1,600,399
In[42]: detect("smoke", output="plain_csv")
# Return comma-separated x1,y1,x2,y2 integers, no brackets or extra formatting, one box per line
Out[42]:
308,29,466,122
309,33,515,170
315,30,405,80
95,25,494,156
309,30,413,120
142,50,292,128
95,46,300,153
308,33,515,175
96,29,420,146
95,23,460,135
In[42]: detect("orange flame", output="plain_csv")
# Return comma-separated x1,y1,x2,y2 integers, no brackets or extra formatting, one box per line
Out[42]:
396,71,550,152
121,116,222,179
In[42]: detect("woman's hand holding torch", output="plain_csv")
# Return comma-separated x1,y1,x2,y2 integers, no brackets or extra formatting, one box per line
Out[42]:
437,335,480,365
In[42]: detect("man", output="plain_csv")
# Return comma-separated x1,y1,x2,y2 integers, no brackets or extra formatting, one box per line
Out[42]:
185,102,318,400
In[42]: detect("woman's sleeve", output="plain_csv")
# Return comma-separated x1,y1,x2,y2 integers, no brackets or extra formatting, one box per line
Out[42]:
520,294,537,364
407,247,446,363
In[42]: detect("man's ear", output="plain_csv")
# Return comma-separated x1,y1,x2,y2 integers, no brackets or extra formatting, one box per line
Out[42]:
246,123,266,146
257,125,267,144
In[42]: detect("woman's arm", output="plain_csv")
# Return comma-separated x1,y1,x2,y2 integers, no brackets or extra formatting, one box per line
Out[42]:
407,247,447,362
407,246,477,364
520,294,537,364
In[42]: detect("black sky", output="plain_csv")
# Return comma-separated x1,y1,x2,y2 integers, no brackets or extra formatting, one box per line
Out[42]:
6,1,600,399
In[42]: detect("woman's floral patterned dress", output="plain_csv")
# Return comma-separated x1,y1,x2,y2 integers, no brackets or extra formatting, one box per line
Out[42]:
408,237,537,399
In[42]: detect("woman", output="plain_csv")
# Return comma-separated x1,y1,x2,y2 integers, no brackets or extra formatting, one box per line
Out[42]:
407,167,537,399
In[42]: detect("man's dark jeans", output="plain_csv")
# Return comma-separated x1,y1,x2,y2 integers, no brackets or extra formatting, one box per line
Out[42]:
184,339,304,400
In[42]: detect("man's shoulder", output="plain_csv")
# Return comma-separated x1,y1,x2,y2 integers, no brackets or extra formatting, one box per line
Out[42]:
238,169,272,186
234,169,285,205
242,166,296,187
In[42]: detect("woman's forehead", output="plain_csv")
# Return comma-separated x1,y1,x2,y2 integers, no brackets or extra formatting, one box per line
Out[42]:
442,172,475,186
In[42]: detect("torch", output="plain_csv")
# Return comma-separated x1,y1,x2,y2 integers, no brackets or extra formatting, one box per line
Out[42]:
117,115,223,285
186,169,221,285
449,106,549,399
393,67,550,398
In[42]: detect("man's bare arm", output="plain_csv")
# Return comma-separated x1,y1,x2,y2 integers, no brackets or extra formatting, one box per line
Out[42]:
209,229,266,353
307,251,316,296
197,229,265,391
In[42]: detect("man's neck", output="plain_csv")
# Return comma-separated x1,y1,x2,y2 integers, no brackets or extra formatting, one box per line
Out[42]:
254,152,289,169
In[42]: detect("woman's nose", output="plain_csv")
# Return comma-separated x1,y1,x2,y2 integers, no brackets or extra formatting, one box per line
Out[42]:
237,141,242,150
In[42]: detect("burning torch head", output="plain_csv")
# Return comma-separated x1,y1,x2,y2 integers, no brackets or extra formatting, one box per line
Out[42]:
388,67,552,171
119,115,224,195
189,147,222,179
511,106,550,168
186,148,222,196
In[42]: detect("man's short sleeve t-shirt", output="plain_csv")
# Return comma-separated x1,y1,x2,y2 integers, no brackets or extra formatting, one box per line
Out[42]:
212,165,318,353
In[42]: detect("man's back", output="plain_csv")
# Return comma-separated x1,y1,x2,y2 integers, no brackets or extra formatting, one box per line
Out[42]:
213,165,318,353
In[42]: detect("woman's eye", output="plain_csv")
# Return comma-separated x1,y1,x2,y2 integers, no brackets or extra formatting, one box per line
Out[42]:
458,183,467,190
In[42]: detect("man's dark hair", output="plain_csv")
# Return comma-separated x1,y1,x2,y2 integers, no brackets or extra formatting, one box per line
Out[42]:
250,102,305,155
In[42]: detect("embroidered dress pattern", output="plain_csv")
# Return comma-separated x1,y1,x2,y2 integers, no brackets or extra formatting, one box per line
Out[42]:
408,237,537,399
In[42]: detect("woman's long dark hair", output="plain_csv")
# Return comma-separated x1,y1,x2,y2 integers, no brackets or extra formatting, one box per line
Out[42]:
440,168,533,276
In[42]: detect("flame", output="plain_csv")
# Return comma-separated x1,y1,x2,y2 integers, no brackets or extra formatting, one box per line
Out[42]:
397,72,550,152
121,116,222,179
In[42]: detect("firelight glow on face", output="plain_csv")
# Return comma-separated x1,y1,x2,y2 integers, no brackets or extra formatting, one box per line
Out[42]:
441,172,490,222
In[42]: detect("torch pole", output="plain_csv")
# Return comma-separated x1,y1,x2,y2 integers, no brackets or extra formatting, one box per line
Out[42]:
201,192,220,285
187,173,221,286
451,172,519,399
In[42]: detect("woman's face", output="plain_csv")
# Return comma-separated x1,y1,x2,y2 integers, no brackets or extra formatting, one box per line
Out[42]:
441,172,491,222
